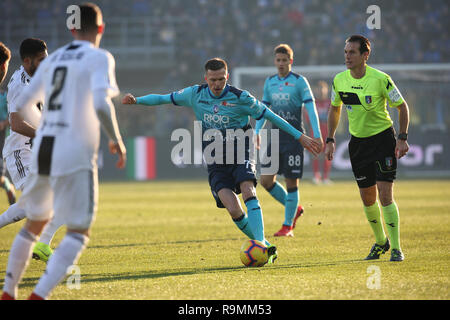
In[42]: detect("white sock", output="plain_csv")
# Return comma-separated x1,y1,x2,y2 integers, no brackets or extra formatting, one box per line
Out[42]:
33,232,88,299
0,203,26,228
3,228,37,298
39,216,64,245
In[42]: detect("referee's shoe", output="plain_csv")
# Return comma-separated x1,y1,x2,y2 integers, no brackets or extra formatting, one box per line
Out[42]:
364,238,390,260
390,248,404,262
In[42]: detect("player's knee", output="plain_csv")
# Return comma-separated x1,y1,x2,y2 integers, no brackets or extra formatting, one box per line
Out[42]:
285,178,298,190
377,182,393,206
226,206,243,220
240,183,256,200
67,228,91,238
260,176,275,190
359,186,377,206
378,193,393,207
66,231,90,245
25,219,49,236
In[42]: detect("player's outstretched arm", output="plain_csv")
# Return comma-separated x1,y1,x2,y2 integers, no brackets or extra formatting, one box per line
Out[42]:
122,93,172,106
262,107,322,156
298,134,321,157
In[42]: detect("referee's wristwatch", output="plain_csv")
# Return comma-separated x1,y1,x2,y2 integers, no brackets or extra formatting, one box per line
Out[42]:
398,133,408,141
326,137,335,144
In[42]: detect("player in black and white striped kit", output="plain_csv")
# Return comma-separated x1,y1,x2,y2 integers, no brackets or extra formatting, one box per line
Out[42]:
0,39,65,263
2,3,126,300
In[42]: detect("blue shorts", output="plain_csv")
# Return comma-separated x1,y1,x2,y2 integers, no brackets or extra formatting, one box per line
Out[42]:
208,161,257,208
261,142,304,179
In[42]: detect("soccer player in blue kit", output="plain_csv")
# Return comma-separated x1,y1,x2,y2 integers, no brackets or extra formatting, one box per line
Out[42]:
255,44,322,237
122,58,321,263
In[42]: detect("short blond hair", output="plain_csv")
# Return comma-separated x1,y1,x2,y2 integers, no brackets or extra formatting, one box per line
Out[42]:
274,44,293,60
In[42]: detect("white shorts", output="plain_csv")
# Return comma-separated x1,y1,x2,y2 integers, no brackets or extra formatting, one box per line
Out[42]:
21,169,98,230
5,149,32,191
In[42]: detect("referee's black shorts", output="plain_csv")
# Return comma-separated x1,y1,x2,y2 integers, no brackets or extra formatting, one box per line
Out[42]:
348,127,397,188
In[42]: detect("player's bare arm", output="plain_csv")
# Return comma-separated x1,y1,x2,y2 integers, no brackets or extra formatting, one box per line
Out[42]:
325,105,341,161
94,90,126,169
109,140,126,169
9,112,36,138
395,102,410,159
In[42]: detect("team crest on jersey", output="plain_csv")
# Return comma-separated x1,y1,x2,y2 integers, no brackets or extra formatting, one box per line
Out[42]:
365,96,372,104
213,104,220,113
279,84,284,91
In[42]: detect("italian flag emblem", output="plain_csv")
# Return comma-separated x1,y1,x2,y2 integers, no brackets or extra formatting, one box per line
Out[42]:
126,137,156,180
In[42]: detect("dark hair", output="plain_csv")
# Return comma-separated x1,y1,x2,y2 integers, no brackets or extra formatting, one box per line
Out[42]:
20,38,47,61
204,58,227,72
346,35,371,54
0,42,11,65
274,44,293,60
79,2,103,33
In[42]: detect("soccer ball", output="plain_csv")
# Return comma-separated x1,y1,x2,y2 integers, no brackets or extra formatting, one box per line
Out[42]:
240,239,268,267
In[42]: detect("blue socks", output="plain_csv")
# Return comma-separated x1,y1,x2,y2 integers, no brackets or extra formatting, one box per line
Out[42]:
267,181,287,205
233,214,254,239
284,188,299,226
244,197,265,243
267,182,299,227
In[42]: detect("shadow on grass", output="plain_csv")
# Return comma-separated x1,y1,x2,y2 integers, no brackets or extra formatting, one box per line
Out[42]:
0,257,384,289
87,237,243,250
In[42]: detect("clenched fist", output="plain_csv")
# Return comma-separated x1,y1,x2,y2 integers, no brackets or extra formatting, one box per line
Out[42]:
122,93,137,105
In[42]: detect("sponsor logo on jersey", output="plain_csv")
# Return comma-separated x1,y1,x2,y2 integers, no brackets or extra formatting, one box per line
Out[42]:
346,105,353,112
272,92,291,107
272,93,290,100
203,113,230,125
221,101,236,107
352,85,363,89
285,82,295,87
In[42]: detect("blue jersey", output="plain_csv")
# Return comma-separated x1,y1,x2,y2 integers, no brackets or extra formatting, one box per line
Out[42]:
136,83,304,161
256,72,320,144
170,84,266,130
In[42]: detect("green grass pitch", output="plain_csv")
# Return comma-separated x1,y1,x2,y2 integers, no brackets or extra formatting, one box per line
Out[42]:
0,179,448,300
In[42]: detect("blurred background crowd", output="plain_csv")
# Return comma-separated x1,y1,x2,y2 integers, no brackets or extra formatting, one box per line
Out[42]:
1,0,449,138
